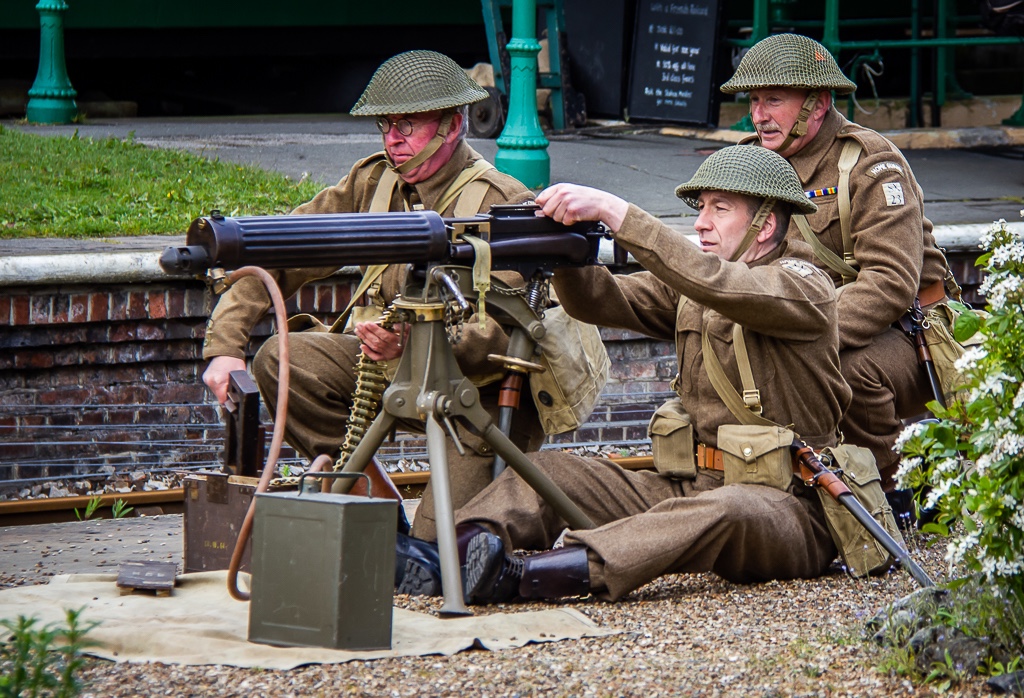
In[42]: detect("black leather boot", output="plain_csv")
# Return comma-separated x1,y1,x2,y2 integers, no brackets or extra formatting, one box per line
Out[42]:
460,530,592,605
394,533,442,596
395,524,491,596
461,530,522,605
519,546,590,600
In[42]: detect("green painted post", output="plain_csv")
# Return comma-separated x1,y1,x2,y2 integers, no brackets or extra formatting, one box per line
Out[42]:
26,0,78,124
495,0,550,190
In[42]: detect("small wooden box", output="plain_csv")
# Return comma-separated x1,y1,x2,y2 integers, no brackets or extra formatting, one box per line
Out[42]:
182,471,259,573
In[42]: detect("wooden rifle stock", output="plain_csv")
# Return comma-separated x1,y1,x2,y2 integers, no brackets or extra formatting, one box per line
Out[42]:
791,439,934,588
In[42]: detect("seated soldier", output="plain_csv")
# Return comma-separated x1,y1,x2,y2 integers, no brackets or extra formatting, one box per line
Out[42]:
720,34,961,514
198,51,546,588
399,145,852,603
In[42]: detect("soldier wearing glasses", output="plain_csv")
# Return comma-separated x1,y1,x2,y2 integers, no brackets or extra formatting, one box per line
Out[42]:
199,51,545,573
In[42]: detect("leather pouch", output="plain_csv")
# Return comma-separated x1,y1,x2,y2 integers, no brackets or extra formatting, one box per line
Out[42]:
718,424,795,491
647,398,696,478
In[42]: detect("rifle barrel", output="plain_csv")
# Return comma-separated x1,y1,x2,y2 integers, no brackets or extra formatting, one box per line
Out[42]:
834,492,934,587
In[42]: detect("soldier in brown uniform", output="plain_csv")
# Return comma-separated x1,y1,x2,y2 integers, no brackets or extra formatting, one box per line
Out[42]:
199,51,545,559
401,146,850,603
720,34,957,496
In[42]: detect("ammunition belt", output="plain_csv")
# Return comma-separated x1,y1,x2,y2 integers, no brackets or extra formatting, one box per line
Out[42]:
270,305,399,489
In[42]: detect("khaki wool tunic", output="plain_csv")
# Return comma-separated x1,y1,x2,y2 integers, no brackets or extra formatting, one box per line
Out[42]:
202,139,544,540
744,108,949,474
455,205,848,599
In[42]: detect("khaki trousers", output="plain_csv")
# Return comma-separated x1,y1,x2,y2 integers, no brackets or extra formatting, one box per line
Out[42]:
455,451,837,601
252,331,545,540
839,326,932,482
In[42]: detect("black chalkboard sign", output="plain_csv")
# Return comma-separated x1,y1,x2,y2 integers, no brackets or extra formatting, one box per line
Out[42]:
627,1,724,125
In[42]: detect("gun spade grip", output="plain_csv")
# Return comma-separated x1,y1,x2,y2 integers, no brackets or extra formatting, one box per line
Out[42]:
181,211,451,270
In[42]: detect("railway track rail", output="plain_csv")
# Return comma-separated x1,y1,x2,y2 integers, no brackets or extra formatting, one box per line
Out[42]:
0,457,656,527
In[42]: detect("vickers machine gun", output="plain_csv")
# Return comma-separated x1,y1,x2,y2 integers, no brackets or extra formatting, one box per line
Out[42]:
162,204,613,621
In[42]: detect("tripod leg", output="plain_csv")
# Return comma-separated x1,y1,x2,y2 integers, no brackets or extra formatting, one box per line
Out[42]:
426,415,472,617
478,422,596,531
330,410,397,494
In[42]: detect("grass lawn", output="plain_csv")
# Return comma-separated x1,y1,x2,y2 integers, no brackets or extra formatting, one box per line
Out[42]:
0,125,326,238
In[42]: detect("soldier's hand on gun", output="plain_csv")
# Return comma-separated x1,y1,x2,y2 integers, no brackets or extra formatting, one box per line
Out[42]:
355,321,408,362
536,183,629,232
203,355,247,405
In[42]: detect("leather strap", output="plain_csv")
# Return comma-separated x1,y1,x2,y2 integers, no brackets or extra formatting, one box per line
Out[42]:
436,159,493,215
701,325,776,427
729,197,776,263
776,91,820,154
696,443,725,471
918,279,947,307
327,264,389,332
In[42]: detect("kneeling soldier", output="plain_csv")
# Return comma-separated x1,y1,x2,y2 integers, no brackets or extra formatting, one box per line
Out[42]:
401,146,854,602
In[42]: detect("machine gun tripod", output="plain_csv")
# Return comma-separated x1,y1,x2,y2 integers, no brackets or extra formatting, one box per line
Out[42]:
161,205,612,616
329,263,596,616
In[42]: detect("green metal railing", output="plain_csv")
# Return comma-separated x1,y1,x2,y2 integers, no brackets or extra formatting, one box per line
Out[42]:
727,0,1024,128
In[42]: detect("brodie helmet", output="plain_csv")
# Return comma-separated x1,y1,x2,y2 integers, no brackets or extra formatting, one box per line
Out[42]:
720,33,856,95
350,50,488,116
674,145,816,261
350,50,488,175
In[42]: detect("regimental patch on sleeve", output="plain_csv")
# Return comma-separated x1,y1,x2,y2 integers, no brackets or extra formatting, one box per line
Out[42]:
882,182,905,206
779,258,816,277
868,161,905,178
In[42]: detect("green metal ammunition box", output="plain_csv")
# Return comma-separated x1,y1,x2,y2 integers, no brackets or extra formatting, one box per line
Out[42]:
247,490,397,650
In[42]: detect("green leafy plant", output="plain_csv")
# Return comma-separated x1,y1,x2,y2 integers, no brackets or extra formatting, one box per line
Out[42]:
110,499,133,519
74,496,133,520
898,217,1024,660
0,607,99,698
924,650,968,693
73,496,102,521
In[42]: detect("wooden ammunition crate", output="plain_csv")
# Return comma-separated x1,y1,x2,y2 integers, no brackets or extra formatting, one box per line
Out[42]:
183,471,261,574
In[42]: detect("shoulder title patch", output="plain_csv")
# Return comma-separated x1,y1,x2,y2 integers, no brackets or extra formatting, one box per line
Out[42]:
779,258,815,277
868,161,905,178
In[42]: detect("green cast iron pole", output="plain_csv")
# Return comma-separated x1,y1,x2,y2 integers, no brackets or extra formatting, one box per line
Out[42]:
495,0,550,190
26,0,78,124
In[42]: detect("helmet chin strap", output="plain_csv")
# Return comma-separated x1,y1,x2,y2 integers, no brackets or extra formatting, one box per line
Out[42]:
773,91,820,155
729,198,776,263
385,112,455,176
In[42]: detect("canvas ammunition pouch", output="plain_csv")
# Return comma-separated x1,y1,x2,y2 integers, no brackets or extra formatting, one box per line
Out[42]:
908,300,986,405
647,398,696,478
718,424,797,491
814,444,904,577
531,304,610,435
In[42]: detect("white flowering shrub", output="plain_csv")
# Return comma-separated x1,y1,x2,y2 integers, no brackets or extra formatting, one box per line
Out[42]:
898,219,1024,622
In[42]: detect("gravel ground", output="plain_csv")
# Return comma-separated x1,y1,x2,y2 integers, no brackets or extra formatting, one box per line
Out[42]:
8,528,989,698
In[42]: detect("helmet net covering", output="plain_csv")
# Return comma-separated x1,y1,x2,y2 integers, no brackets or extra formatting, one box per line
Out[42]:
675,145,817,262
675,145,817,215
350,50,488,116
720,33,857,95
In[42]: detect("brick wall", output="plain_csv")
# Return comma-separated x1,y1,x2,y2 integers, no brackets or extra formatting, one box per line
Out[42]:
0,275,362,489
0,251,986,491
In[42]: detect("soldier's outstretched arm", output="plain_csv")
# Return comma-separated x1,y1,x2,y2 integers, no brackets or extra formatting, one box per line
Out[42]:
536,183,629,231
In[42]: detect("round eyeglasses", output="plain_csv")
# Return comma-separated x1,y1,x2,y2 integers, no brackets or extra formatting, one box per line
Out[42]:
375,116,414,136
